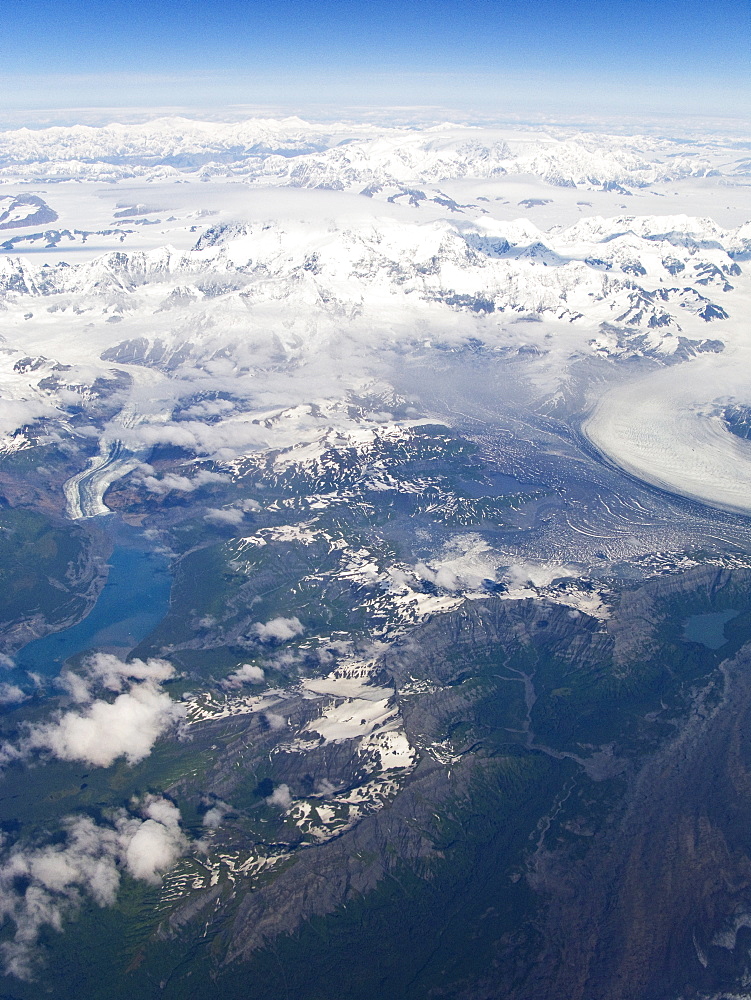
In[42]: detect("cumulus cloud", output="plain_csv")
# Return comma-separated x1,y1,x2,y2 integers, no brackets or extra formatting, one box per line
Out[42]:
57,670,91,703
141,469,228,495
204,506,244,526
26,685,185,767
264,712,287,731
0,683,27,706
114,390,378,468
60,652,176,699
0,796,187,980
7,655,184,769
414,534,498,592
118,797,187,882
201,798,232,830
180,398,236,419
266,650,300,669
0,397,58,444
253,616,304,642
266,783,293,810
223,663,265,689
503,562,576,589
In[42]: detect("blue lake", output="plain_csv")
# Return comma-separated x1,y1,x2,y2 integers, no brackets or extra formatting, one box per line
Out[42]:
15,530,171,676
682,609,739,651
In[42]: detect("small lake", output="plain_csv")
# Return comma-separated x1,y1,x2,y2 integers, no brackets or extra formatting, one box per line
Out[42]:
682,609,739,651
15,528,171,676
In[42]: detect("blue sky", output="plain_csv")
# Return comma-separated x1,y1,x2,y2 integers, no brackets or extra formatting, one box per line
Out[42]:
0,0,748,115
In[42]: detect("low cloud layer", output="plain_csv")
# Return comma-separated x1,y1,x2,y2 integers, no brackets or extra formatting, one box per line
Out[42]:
26,685,184,767
204,506,245,526
0,796,187,980
0,683,27,706
264,711,287,731
503,561,576,589
201,798,232,830
0,397,59,448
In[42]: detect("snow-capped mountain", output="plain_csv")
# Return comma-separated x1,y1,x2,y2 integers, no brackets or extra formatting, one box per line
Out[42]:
0,117,745,189
0,115,749,522
0,212,743,343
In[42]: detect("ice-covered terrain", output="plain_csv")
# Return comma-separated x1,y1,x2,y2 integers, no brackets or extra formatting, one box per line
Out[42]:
584,351,751,515
0,113,748,518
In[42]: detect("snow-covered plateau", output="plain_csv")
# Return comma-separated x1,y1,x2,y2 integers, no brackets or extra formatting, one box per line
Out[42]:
0,113,750,517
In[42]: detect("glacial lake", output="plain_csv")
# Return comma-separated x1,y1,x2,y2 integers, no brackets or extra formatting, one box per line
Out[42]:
15,528,171,676
682,609,739,651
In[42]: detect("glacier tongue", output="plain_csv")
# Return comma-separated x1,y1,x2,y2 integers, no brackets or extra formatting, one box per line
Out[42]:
584,351,751,516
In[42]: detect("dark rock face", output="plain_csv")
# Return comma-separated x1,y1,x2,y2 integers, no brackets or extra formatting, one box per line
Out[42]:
153,565,751,1000
222,757,450,964
100,337,192,370
520,645,751,1000
724,402,751,440
0,194,58,230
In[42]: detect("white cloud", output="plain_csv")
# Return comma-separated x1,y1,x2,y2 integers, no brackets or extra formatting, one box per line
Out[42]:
0,797,187,980
201,808,222,829
503,562,576,589
201,799,232,830
87,653,175,692
181,398,236,419
267,650,300,669
414,534,498,592
253,616,304,642
0,397,58,445
58,653,175,703
57,670,92,703
119,797,187,883
26,684,185,768
204,506,244,526
264,712,287,731
266,783,292,810
223,663,265,689
141,469,228,494
13,655,184,769
0,683,27,706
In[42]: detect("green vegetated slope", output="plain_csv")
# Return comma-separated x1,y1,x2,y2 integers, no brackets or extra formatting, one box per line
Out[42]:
2,421,750,1000
4,564,750,1000
0,508,103,641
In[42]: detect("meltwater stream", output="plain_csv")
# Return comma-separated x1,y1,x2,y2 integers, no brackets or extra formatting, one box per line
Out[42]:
15,524,171,677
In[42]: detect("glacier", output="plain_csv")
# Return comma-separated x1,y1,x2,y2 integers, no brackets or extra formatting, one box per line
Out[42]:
0,113,749,518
